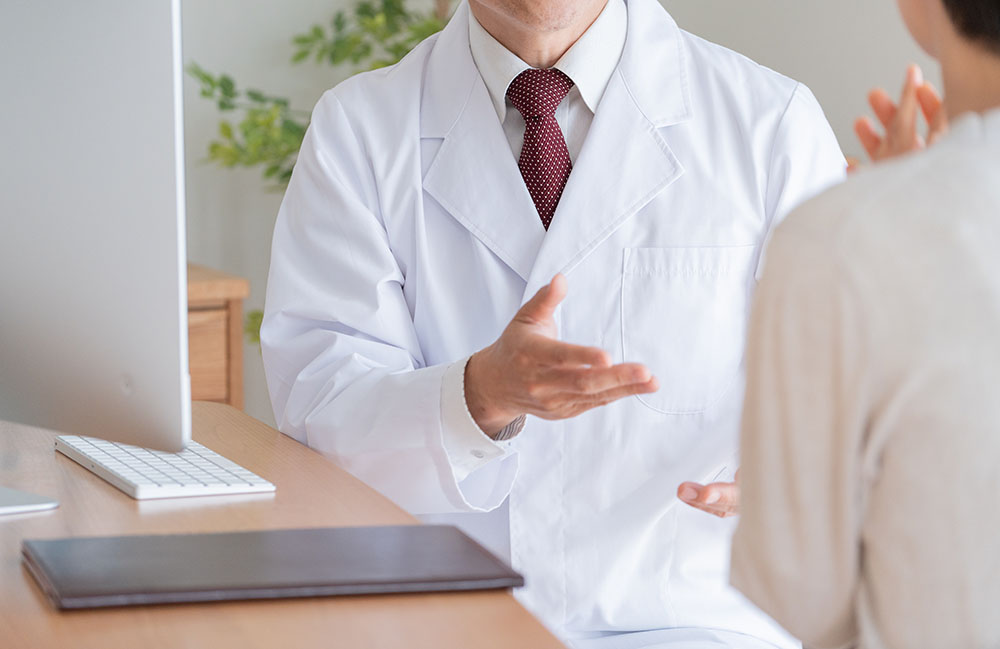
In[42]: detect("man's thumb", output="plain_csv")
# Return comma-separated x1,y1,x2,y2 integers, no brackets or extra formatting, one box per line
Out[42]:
519,274,567,323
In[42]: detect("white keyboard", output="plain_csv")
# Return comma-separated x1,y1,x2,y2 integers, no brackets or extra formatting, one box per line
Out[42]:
54,435,276,500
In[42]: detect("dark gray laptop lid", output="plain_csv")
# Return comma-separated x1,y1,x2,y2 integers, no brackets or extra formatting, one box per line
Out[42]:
22,525,524,609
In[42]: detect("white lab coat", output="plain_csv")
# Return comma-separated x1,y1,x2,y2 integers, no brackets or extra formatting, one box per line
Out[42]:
262,0,845,646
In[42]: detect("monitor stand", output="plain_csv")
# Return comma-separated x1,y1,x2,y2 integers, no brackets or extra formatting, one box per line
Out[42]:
0,486,58,516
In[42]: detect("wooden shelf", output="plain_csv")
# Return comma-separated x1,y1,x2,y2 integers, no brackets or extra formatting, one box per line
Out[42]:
187,263,249,409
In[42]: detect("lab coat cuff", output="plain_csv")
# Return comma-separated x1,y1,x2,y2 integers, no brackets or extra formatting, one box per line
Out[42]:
440,357,511,482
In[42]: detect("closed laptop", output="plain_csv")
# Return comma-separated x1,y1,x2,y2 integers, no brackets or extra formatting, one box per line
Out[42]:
22,525,524,609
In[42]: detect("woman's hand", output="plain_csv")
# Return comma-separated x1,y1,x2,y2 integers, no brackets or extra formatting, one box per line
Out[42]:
853,64,948,167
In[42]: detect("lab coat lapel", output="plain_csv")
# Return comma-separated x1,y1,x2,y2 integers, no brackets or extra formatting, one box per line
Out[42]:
422,3,544,282
522,0,694,299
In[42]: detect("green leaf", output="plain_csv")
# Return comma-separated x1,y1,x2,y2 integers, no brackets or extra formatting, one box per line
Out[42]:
409,17,445,41
387,41,411,60
352,42,373,64
218,75,236,98
219,121,234,140
356,2,377,20
244,310,264,345
368,57,396,70
333,11,347,32
186,64,214,88
281,118,307,137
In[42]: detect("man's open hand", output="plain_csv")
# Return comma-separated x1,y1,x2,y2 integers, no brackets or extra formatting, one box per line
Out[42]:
465,274,659,437
677,471,740,518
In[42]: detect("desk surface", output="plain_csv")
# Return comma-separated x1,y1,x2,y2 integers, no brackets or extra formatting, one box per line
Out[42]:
0,402,564,649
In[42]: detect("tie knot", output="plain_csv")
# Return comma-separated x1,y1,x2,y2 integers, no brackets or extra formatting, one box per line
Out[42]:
506,68,575,121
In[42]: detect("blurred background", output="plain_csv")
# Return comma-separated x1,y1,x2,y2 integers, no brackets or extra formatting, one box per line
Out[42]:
182,0,938,425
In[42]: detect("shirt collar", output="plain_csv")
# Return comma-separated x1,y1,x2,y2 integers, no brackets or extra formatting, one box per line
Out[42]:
943,106,1000,149
467,0,628,123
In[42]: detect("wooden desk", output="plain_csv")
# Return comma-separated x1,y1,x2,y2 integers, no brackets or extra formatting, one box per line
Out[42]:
0,403,564,649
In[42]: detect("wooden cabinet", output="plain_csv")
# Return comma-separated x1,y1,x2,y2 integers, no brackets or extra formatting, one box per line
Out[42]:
187,264,249,409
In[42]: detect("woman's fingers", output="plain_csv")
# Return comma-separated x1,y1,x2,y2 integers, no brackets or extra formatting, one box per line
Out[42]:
868,88,897,129
858,66,936,164
854,116,882,160
917,82,948,145
894,64,923,137
916,82,943,122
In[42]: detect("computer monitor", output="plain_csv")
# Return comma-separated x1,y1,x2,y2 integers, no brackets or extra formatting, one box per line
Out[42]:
0,0,191,515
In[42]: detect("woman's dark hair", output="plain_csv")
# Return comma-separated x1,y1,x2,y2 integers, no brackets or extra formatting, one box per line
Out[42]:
942,0,1000,53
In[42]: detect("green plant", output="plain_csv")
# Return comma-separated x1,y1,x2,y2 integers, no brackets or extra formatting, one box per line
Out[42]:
187,66,307,188
188,0,452,191
189,0,453,342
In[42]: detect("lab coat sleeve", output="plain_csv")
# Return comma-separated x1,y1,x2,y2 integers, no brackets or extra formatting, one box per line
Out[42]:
261,90,518,515
440,357,523,481
758,83,847,278
731,224,869,649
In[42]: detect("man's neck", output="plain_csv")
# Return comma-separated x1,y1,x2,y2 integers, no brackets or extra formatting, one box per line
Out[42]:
468,0,608,69
940,40,1000,118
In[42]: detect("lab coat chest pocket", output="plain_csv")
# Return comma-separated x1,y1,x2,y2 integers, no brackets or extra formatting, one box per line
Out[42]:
621,246,757,415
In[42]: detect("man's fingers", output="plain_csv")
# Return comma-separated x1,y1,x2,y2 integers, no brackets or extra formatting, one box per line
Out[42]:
854,117,882,160
529,377,658,420
517,274,567,325
585,376,659,405
528,337,611,368
677,481,740,518
868,88,897,129
541,363,652,395
677,481,738,507
537,377,658,415
682,499,738,518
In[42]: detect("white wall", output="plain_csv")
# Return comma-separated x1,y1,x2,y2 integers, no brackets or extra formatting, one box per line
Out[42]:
182,0,356,425
660,0,940,155
182,0,938,424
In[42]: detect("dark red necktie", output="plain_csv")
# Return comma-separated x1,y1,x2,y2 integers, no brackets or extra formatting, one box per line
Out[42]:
506,68,575,230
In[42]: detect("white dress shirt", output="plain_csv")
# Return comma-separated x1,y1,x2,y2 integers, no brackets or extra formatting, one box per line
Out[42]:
439,0,629,481
468,0,627,163
732,108,1000,649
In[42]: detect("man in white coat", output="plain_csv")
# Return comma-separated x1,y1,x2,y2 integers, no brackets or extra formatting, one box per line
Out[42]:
262,0,845,646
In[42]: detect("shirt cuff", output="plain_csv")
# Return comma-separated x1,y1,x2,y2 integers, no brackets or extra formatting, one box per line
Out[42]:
440,357,523,482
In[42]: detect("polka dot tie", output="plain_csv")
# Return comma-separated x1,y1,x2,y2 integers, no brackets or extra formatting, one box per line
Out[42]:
506,68,575,230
